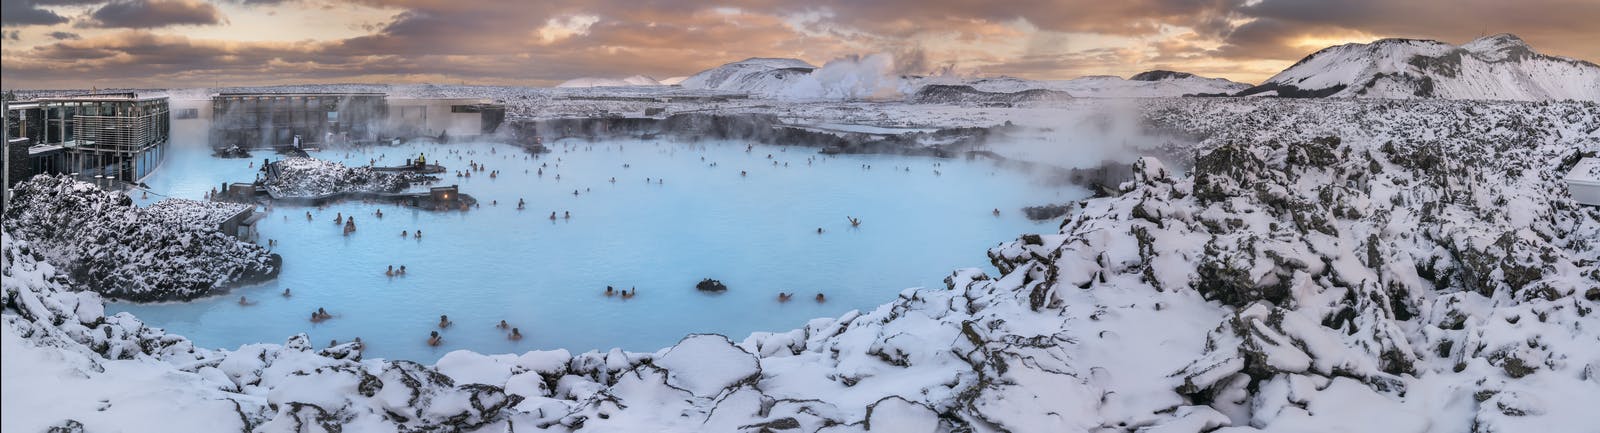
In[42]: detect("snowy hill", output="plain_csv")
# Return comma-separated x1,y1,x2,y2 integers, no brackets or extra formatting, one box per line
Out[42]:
556,75,663,88
677,58,818,95
1237,33,1600,101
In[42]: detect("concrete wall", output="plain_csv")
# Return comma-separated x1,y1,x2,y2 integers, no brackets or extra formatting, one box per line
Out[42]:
386,98,488,138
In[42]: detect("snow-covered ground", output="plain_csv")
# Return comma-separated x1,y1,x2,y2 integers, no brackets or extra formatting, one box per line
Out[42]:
5,95,1599,432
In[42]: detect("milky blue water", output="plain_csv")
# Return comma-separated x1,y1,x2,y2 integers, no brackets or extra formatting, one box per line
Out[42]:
111,132,1082,362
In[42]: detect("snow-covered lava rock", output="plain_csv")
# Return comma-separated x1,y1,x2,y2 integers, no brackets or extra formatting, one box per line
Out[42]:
2,175,279,302
264,157,419,199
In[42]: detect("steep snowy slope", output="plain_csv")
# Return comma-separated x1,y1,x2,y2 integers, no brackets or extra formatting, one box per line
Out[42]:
555,75,662,88
1238,34,1600,100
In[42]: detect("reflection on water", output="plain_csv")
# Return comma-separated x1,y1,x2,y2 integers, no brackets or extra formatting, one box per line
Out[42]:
112,137,1083,361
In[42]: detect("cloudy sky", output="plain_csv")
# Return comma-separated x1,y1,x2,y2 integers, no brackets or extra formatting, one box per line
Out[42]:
2,0,1597,89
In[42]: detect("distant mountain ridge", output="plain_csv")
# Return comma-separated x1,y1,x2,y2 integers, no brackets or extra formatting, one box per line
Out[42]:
1237,33,1600,101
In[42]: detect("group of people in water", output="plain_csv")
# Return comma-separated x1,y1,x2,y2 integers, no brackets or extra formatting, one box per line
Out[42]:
457,160,497,178
428,315,523,346
226,141,990,353
603,285,638,299
775,292,828,303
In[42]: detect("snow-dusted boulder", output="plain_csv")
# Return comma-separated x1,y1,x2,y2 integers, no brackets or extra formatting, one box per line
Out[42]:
654,334,759,398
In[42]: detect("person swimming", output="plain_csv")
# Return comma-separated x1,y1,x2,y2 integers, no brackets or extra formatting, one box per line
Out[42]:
509,328,523,341
306,211,313,221
428,331,442,346
848,216,861,227
550,211,557,220
497,320,509,329
815,293,826,303
605,286,616,297
438,315,452,328
282,288,292,297
415,230,422,239
621,287,636,299
817,227,824,234
238,296,254,306
993,208,1001,216
386,265,394,277
777,292,792,302
564,211,570,219
399,265,407,275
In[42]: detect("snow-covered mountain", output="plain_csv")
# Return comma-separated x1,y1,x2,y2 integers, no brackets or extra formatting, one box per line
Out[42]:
556,75,663,88
1237,33,1600,100
677,58,818,95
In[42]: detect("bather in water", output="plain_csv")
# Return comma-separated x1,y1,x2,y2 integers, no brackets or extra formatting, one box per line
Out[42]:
438,315,452,328
428,331,442,346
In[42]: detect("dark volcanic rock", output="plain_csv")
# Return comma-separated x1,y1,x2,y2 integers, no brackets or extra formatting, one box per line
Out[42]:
1021,203,1074,221
696,278,729,292
1129,70,1198,81
911,84,1071,105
